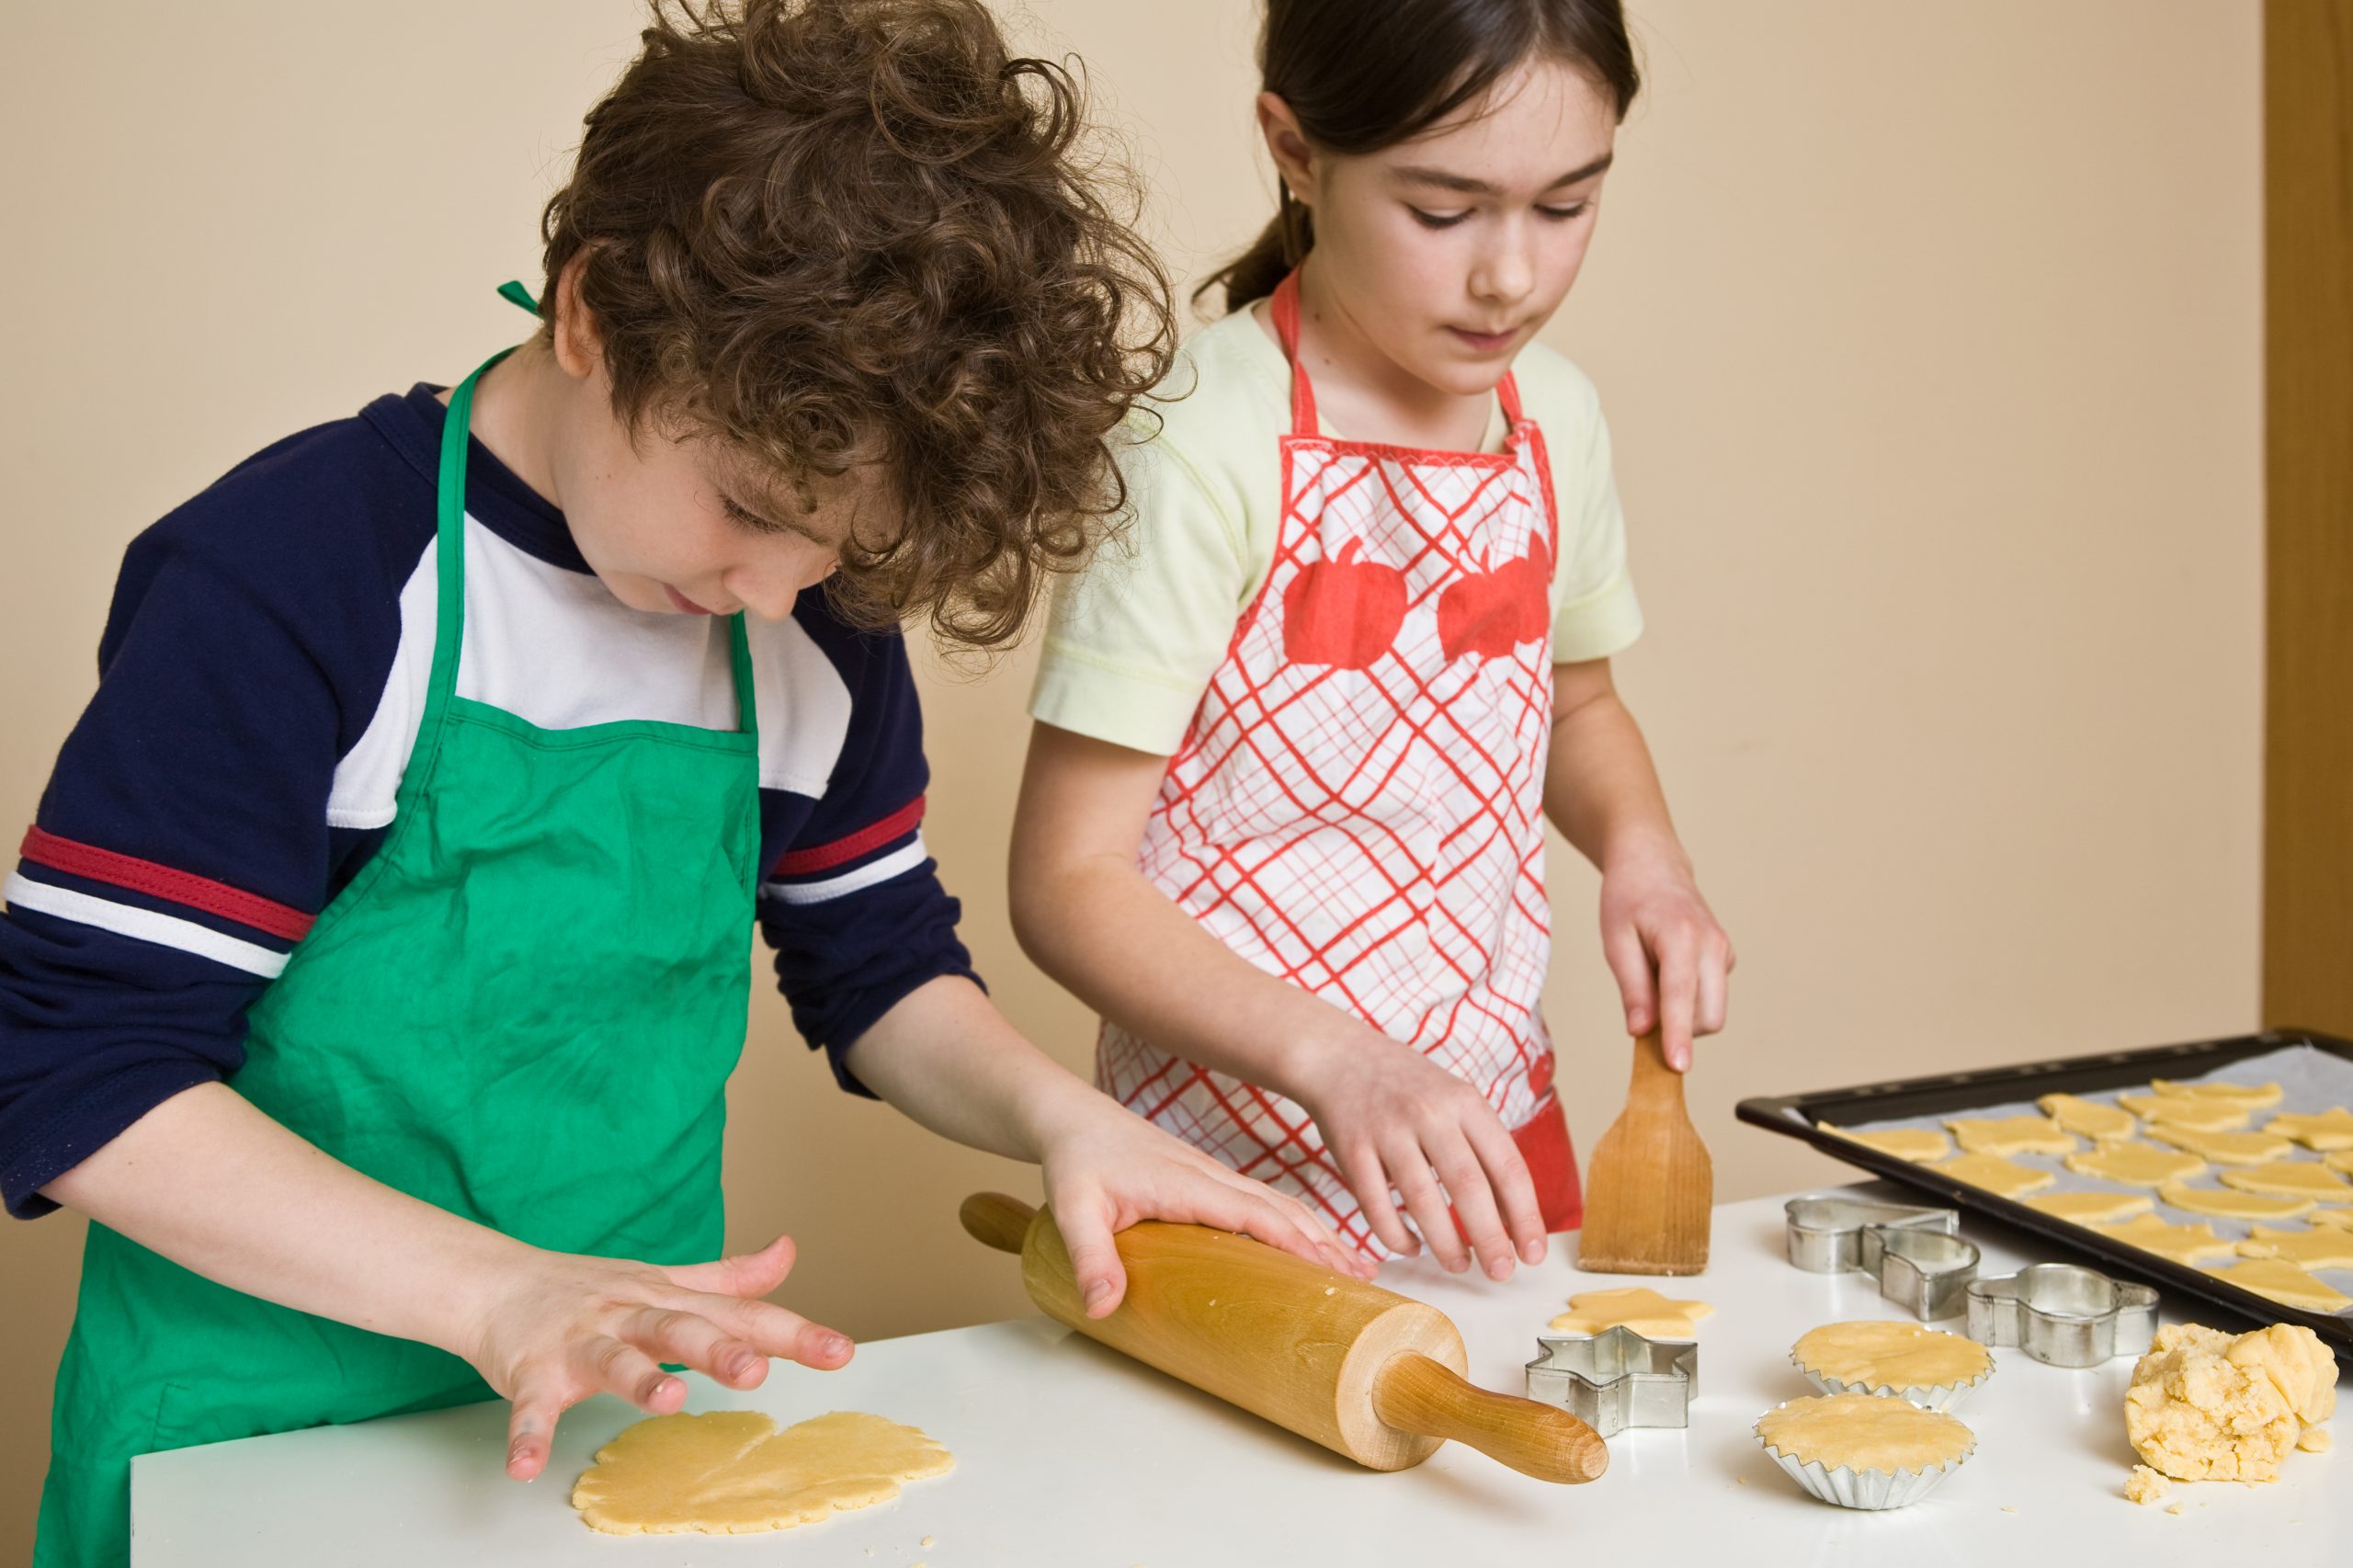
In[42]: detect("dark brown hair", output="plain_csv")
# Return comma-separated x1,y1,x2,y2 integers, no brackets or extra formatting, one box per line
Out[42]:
540,0,1176,648
1202,0,1641,312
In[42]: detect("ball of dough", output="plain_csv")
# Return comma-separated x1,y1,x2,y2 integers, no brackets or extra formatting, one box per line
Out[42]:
2123,1323,2336,1483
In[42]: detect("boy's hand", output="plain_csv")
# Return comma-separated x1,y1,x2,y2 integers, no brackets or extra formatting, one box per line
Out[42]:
461,1234,852,1482
1598,835,1734,1073
1287,1032,1548,1281
1033,1096,1375,1319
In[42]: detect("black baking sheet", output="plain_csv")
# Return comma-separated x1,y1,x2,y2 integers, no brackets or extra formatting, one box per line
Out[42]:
1734,1027,2353,1370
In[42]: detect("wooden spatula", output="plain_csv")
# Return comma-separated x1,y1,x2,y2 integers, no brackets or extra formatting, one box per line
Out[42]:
1576,1029,1711,1275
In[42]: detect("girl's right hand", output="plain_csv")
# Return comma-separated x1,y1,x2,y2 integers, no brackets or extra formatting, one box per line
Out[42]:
460,1233,853,1481
1288,1032,1547,1279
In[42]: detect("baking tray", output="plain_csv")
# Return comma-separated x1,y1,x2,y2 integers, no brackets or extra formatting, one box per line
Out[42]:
1735,1027,2353,1371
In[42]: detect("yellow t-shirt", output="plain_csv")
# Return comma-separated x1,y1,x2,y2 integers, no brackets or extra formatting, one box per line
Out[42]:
1029,305,1643,756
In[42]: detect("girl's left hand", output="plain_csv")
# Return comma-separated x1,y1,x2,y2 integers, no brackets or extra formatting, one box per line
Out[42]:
1597,836,1734,1073
1032,1095,1376,1318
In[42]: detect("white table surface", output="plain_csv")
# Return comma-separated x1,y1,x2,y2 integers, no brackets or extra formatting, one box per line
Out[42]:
131,1185,2347,1565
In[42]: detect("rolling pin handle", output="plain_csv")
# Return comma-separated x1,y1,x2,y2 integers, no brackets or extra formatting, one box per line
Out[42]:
960,1191,1038,1255
1370,1352,1609,1484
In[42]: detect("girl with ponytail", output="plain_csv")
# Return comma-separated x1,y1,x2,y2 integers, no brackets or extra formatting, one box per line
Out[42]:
1012,0,1733,1278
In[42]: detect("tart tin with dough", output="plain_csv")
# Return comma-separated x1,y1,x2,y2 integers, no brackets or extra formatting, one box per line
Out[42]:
1753,1393,1975,1511
1789,1321,1994,1411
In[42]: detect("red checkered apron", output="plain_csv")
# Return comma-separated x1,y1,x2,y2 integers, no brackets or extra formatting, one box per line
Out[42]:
1098,272,1581,1255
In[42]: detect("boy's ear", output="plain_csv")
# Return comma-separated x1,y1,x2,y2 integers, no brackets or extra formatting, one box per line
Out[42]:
550,253,605,381
1256,91,1316,209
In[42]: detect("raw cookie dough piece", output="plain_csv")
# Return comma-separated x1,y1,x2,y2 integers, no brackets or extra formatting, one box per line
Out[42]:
2237,1223,2353,1271
1755,1392,1974,1475
1945,1114,2077,1157
2265,1108,2353,1152
2037,1093,2137,1142
2204,1259,2353,1312
1790,1322,1992,1397
1549,1286,1712,1337
2310,1207,2353,1231
2219,1161,2353,1199
2149,1078,2285,1109
2124,1323,2336,1483
2120,1094,2250,1133
2146,1125,2296,1166
1816,1121,1951,1163
2024,1190,2154,1224
1933,1152,2056,1198
2328,1150,2353,1175
2123,1463,2169,1506
2086,1213,2236,1265
2157,1181,2315,1221
2064,1142,2206,1188
572,1410,954,1536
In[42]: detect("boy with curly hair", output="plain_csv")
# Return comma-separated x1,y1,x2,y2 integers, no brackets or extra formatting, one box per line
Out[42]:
2,5,1357,1562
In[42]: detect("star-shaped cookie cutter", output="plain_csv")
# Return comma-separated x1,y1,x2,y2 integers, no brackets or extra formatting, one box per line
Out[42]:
1524,1325,1699,1438
1783,1195,1981,1320
1964,1263,2157,1368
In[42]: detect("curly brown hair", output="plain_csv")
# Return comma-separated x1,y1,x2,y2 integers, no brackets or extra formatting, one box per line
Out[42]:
538,0,1175,648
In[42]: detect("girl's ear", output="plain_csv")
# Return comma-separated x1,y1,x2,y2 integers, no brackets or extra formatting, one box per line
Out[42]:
1256,91,1317,208
550,252,605,381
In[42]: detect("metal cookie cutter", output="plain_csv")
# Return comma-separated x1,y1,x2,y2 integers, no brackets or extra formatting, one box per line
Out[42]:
1783,1196,1981,1320
1525,1325,1699,1438
1965,1263,2158,1368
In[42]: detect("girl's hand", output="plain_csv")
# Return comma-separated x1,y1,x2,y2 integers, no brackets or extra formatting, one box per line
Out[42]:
1598,835,1734,1073
1032,1093,1375,1319
1288,1032,1548,1280
460,1234,853,1482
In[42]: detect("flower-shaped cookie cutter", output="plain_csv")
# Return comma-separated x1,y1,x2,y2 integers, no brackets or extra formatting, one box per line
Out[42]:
1524,1325,1699,1438
1963,1263,2157,1368
1783,1195,1981,1320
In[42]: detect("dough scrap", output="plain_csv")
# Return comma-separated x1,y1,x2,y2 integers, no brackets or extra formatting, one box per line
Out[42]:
2124,1463,2169,1506
2264,1108,2353,1152
2119,1094,2250,1133
1754,1392,1973,1474
2086,1212,2235,1265
2124,1323,2336,1483
2157,1181,2314,1221
1790,1321,1991,1394
2237,1223,2353,1271
2023,1190,2154,1224
1945,1114,2077,1157
571,1410,953,1537
1816,1121,1951,1163
1933,1152,2055,1198
2219,1161,2353,1199
2148,1078,2285,1109
2037,1093,2137,1142
2146,1125,2296,1166
1548,1286,1712,1337
2329,1150,2353,1175
2309,1207,2353,1232
2064,1142,2206,1188
2203,1259,2353,1312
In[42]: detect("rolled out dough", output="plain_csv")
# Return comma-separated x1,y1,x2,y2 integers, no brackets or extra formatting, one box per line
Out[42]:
571,1410,953,1536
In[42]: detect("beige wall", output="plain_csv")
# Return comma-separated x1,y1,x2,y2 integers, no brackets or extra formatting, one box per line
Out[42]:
0,0,2260,1554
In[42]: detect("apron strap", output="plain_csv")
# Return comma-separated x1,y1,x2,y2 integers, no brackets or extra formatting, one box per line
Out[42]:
1272,268,1528,443
725,614,756,734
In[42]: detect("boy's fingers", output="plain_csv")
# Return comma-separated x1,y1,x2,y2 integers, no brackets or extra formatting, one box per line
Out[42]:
1390,1148,1469,1273
703,1295,854,1369
1432,1136,1515,1280
586,1335,687,1414
1463,1113,1547,1266
1600,921,1657,1038
1337,1144,1417,1258
1055,1201,1131,1318
662,1233,797,1298
1656,932,1699,1072
621,1306,766,1390
505,1375,567,1481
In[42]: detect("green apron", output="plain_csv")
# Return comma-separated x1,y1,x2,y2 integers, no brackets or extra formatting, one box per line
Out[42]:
36,342,764,1568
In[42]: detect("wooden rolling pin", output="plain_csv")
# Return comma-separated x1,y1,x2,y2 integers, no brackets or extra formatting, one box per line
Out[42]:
961,1193,1608,1483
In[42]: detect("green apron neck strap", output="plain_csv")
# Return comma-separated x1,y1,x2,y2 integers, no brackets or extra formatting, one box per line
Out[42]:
725,614,756,734
496,279,542,317
426,352,510,732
